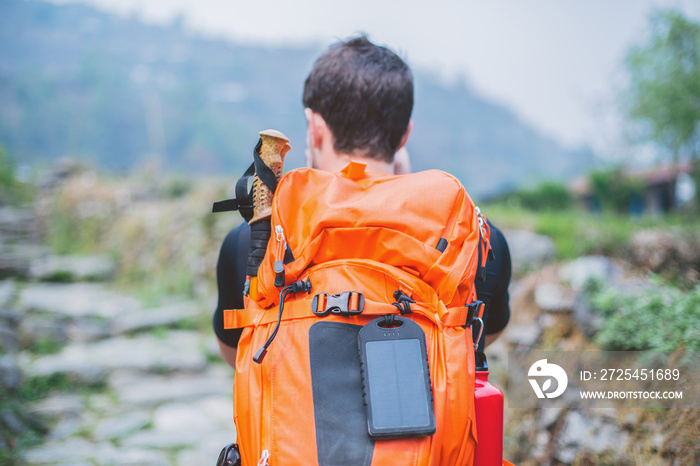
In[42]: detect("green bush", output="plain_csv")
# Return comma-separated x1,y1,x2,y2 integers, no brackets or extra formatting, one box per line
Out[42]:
508,181,574,211
587,280,700,352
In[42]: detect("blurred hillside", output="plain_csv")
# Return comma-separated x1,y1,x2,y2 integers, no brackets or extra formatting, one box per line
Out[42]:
0,0,595,198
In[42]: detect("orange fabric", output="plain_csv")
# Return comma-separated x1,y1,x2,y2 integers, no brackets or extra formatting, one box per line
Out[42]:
229,166,489,465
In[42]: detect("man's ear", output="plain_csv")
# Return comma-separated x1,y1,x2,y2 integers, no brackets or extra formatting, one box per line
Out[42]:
397,120,413,150
305,108,325,149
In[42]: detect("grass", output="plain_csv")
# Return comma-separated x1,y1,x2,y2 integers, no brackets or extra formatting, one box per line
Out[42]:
483,202,700,261
19,374,107,403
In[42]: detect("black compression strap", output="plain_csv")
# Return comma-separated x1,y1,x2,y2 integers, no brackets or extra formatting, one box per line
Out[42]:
247,220,271,277
211,162,255,223
252,138,279,194
235,162,255,222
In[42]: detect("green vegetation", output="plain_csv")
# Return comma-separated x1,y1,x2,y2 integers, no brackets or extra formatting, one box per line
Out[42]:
624,9,700,214
586,278,700,352
0,146,33,206
504,181,574,211
589,166,645,214
625,9,700,161
27,335,65,356
485,201,700,260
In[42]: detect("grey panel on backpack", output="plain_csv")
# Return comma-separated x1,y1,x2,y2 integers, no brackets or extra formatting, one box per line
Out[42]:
309,322,374,466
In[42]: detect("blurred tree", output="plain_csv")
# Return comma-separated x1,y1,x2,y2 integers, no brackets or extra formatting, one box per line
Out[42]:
624,9,700,210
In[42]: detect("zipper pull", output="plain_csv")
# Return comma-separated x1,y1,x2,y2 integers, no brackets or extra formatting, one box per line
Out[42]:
274,225,287,288
475,206,492,281
275,225,288,250
475,206,486,238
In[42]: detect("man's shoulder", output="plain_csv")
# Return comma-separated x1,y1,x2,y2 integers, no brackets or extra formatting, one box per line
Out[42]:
220,223,251,260
486,220,511,265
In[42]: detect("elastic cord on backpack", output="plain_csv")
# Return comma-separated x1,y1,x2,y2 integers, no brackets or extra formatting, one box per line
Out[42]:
253,278,312,364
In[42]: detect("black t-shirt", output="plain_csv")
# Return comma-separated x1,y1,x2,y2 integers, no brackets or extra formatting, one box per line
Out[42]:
213,220,511,351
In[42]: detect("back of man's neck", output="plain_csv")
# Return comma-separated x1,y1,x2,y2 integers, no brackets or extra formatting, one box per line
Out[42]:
333,153,394,174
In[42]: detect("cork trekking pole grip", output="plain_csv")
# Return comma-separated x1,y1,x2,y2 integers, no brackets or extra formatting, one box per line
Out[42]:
246,130,290,280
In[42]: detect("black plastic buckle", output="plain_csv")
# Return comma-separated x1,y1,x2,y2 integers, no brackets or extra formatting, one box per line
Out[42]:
466,300,483,326
312,292,365,317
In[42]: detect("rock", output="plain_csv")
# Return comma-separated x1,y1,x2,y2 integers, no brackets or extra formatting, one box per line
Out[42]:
631,229,676,270
559,255,622,291
92,411,151,441
121,398,235,452
18,283,140,319
30,254,117,282
113,371,232,407
0,244,49,278
100,448,170,466
537,406,563,430
178,439,238,466
630,229,700,280
0,355,22,391
23,437,170,466
0,410,24,433
0,207,39,243
0,280,17,307
503,230,556,276
0,324,19,353
534,282,574,312
28,394,86,421
22,331,207,380
17,314,70,350
47,417,89,442
114,300,201,334
36,159,84,191
555,410,630,463
20,352,107,386
66,316,115,342
506,323,541,347
572,297,603,338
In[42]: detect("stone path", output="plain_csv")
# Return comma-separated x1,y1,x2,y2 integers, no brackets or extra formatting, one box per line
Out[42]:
1,258,236,465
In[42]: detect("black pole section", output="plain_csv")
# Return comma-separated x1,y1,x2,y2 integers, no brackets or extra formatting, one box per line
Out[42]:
475,351,488,371
247,220,271,277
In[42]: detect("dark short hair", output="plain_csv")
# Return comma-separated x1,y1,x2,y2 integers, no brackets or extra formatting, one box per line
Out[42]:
302,35,414,162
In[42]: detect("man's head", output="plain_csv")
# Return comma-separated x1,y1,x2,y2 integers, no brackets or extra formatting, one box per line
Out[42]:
303,35,413,170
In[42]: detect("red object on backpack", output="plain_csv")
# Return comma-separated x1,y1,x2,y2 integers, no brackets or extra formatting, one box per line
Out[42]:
474,359,504,466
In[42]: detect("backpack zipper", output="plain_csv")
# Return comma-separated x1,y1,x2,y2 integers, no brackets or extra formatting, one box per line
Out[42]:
273,225,288,288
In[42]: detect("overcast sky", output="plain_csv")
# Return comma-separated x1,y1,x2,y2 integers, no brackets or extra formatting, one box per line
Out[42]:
50,0,700,159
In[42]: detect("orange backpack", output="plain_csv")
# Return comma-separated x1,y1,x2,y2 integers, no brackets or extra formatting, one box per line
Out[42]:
224,161,491,465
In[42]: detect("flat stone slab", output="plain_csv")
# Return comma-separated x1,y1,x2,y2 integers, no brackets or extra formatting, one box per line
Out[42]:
30,254,117,282
534,282,574,312
92,411,151,441
559,255,622,291
114,300,202,334
28,394,86,421
112,370,232,407
23,437,170,466
121,398,235,451
506,323,542,347
503,229,556,275
21,331,207,380
0,279,17,306
19,283,140,319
